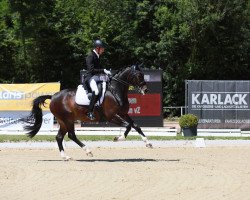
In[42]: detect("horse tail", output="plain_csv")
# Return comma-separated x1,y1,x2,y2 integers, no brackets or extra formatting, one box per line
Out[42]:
24,95,52,138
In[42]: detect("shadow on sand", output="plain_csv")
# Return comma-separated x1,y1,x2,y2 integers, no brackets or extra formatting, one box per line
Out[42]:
38,158,180,163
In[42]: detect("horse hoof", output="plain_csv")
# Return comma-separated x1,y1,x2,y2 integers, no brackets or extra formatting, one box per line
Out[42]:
113,136,119,142
146,143,153,148
114,136,125,142
63,156,72,161
86,152,93,157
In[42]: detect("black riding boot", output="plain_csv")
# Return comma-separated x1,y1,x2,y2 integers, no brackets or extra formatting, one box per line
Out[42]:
87,92,98,120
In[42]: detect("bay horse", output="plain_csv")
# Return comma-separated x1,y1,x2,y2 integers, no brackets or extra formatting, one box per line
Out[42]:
24,65,152,160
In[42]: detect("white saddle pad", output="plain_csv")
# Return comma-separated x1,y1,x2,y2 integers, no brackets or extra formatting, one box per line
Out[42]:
75,85,106,106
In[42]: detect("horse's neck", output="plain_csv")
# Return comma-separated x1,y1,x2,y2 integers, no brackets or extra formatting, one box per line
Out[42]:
111,80,129,97
110,73,129,101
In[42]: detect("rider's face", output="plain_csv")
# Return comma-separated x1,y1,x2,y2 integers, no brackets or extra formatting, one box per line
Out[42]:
97,47,105,55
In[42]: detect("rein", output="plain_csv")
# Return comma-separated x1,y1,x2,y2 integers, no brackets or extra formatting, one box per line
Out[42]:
110,68,137,87
111,77,130,86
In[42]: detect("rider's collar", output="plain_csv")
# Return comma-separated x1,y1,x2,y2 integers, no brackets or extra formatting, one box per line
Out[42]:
93,49,99,58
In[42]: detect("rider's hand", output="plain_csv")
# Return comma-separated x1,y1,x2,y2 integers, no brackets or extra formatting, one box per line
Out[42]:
104,69,111,76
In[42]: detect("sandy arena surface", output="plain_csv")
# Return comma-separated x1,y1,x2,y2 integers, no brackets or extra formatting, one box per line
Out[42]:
1,146,250,200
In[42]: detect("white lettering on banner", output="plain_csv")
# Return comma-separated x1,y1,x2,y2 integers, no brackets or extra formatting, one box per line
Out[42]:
192,94,200,104
0,117,20,124
134,107,141,114
0,117,51,125
0,91,24,100
0,113,53,131
128,98,137,104
128,107,141,114
0,91,55,100
199,119,221,123
201,94,209,104
192,93,248,105
24,92,54,99
225,119,250,123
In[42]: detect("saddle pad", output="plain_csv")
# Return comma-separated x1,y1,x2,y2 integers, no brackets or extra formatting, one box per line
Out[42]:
75,85,105,106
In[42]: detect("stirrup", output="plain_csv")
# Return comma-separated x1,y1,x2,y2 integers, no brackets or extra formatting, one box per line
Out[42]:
87,112,96,120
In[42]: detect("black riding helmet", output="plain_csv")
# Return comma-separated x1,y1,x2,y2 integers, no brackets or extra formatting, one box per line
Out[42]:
94,39,105,48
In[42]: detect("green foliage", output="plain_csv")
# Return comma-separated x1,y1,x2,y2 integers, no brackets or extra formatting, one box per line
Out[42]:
0,0,249,115
179,114,199,128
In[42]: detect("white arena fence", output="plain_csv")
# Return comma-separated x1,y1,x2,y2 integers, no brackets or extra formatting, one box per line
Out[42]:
1,126,250,137
0,127,178,137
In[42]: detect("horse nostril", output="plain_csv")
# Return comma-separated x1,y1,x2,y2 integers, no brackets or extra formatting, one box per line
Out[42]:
145,88,149,93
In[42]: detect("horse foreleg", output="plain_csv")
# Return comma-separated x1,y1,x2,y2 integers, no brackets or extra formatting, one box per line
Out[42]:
131,122,153,148
113,114,152,147
114,124,132,141
122,114,153,148
112,114,131,142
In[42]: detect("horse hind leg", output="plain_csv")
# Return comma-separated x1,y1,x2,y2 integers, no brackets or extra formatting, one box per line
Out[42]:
66,122,93,157
56,121,72,160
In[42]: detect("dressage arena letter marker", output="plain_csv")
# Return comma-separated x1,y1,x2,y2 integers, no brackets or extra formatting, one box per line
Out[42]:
195,138,206,148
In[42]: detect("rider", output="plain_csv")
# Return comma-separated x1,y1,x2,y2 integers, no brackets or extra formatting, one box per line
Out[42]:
84,39,111,120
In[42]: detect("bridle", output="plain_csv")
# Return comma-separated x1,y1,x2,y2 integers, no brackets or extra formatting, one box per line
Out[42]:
110,69,146,93
106,67,147,105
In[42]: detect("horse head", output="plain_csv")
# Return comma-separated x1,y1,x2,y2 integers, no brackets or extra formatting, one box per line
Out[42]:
114,65,148,95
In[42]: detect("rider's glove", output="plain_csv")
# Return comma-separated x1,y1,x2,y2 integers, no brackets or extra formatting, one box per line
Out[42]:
104,69,111,76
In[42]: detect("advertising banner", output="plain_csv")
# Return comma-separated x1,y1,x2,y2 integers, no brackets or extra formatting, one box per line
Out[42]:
0,83,60,130
0,111,54,130
0,83,60,111
127,70,163,127
186,80,250,130
128,94,161,116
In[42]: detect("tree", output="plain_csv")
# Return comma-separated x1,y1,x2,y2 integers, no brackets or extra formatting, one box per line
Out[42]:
0,0,17,82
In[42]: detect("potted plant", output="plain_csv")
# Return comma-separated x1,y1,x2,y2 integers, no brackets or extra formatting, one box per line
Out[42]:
179,114,199,137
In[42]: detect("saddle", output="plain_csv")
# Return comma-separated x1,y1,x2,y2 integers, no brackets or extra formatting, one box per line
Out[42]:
75,82,105,106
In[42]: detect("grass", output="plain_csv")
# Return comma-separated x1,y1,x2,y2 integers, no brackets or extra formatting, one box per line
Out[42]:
0,134,250,143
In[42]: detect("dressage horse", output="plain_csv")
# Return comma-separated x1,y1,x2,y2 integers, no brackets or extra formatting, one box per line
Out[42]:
24,65,152,160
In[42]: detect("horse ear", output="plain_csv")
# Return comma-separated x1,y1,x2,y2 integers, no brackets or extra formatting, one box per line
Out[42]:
131,64,143,71
138,63,143,69
131,65,137,71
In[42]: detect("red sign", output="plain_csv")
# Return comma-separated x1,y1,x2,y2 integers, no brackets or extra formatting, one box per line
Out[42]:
128,94,161,116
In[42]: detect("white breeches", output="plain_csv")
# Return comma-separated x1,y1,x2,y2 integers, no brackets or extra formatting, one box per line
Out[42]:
89,79,99,95
89,79,106,96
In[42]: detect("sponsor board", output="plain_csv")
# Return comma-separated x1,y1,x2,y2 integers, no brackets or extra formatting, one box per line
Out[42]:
0,83,60,111
0,83,60,130
186,80,250,130
0,111,53,130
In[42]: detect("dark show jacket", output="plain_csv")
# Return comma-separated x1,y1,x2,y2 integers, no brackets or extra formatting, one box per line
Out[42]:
84,50,105,83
